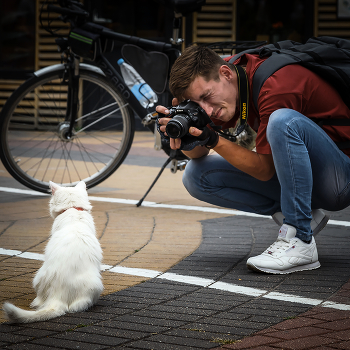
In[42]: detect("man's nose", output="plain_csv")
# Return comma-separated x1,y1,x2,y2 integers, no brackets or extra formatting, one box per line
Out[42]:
199,102,213,116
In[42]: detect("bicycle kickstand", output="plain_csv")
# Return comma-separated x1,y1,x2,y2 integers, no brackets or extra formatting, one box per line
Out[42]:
136,150,177,207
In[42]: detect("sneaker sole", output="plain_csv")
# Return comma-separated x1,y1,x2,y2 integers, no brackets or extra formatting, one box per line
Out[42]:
247,261,321,274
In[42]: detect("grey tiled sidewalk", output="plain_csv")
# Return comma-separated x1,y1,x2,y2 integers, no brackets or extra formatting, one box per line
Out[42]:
1,132,350,349
2,206,350,349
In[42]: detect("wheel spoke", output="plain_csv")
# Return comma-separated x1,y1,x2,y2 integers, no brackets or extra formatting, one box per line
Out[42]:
1,67,134,192
74,136,101,172
76,104,128,134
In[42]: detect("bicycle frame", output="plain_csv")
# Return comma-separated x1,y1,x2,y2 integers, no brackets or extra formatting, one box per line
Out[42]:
60,20,187,172
0,0,266,195
97,55,156,131
63,51,157,137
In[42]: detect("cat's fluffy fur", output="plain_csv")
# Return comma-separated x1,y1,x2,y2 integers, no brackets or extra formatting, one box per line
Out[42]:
3,181,103,323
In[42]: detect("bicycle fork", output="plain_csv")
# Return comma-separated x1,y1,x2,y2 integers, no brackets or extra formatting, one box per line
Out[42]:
59,57,80,140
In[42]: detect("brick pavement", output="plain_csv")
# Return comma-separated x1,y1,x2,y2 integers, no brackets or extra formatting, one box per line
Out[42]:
1,132,350,349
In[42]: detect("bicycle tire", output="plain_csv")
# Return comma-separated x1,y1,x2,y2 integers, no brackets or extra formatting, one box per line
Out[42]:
0,64,135,193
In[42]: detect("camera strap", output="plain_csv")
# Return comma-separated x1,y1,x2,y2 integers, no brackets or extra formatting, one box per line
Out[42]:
214,65,249,142
233,64,249,135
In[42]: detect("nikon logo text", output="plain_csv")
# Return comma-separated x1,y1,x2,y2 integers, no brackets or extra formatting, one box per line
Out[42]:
242,103,247,120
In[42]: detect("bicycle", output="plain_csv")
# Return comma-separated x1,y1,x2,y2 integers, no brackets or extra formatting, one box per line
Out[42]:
0,0,265,202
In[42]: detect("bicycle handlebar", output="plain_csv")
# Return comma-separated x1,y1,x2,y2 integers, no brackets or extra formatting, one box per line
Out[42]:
101,27,173,52
47,4,89,18
47,3,173,52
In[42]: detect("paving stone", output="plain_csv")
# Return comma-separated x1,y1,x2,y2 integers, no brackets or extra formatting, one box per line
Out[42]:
160,299,239,311
18,322,74,332
265,326,330,340
52,331,128,346
268,316,326,330
12,328,59,338
131,309,202,322
0,332,33,343
113,314,188,328
97,319,171,333
272,335,339,349
331,340,350,349
123,339,205,349
223,307,299,319
0,324,24,332
91,306,132,315
31,336,110,349
315,318,350,331
215,335,282,349
197,318,273,331
6,343,63,350
74,325,149,339
305,309,350,321
146,304,218,316
207,313,251,322
181,322,254,337
148,333,220,348
324,329,350,341
247,315,289,324
165,328,240,342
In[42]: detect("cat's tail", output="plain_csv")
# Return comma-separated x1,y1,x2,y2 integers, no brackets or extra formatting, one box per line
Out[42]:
3,302,66,323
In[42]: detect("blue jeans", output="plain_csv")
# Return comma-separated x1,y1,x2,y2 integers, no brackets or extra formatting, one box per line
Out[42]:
183,109,350,241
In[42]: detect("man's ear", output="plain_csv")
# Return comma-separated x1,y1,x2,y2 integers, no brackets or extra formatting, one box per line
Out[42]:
219,65,234,80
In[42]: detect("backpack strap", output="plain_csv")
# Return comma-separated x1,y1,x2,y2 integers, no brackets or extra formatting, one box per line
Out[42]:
228,41,350,150
228,42,303,111
251,53,301,111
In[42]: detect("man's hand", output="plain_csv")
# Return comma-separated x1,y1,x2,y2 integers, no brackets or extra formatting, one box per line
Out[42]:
156,99,181,149
156,99,218,151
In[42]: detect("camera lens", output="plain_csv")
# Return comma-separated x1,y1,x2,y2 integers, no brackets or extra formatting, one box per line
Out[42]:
166,115,190,139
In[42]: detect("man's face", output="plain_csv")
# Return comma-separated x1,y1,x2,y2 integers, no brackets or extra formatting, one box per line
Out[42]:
184,65,239,123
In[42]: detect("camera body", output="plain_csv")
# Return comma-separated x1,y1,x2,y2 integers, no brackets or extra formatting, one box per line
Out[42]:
165,100,211,139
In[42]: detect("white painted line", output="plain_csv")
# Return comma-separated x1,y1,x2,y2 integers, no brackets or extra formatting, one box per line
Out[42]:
1,186,350,227
1,247,350,311
109,265,161,278
264,292,322,306
89,196,138,206
321,301,350,311
0,248,23,256
0,187,48,196
18,252,45,261
101,264,113,271
0,248,45,261
160,272,215,287
328,219,350,227
209,281,266,297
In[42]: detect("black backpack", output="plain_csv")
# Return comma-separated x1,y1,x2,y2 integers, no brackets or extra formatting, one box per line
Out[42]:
228,36,350,134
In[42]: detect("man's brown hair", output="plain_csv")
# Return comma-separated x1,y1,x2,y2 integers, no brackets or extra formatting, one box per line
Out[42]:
169,45,231,101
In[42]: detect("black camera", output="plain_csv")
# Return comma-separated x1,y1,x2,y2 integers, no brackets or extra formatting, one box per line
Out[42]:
165,100,211,139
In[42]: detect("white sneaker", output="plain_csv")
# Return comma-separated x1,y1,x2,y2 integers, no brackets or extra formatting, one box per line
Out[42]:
272,209,329,236
246,224,321,274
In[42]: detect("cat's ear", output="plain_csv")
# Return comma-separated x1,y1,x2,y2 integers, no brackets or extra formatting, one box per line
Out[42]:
49,181,60,195
75,181,86,191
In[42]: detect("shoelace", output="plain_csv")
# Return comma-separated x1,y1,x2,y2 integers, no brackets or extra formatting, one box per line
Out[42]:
263,238,293,256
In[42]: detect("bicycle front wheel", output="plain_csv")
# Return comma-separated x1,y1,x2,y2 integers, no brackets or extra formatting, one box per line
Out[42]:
0,64,135,193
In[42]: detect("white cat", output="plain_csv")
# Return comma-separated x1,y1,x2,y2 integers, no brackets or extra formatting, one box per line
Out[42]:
3,181,103,323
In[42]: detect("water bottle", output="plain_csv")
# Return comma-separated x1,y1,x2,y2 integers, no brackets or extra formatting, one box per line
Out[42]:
117,58,158,108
